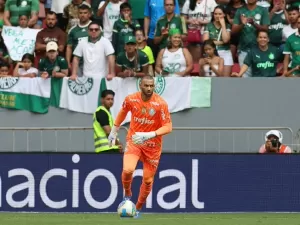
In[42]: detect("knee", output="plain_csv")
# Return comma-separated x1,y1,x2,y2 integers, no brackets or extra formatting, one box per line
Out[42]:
143,176,154,185
123,169,134,175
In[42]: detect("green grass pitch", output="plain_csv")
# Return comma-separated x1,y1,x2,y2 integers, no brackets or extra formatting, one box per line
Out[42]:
0,213,300,225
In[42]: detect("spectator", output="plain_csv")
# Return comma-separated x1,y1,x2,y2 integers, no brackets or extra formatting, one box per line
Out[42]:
71,21,115,80
18,15,29,28
35,11,66,60
203,6,233,77
112,2,140,55
135,28,154,76
13,53,38,77
144,0,180,60
199,39,224,76
0,0,4,30
231,31,282,77
154,0,187,51
97,0,123,42
38,41,68,79
66,4,91,75
0,62,10,76
50,0,71,30
226,0,245,62
36,0,46,29
128,0,146,30
182,0,218,63
232,0,270,77
0,36,9,64
116,35,149,77
282,6,299,42
268,0,288,51
4,0,39,27
63,0,91,33
259,130,292,154
283,16,300,76
155,28,193,76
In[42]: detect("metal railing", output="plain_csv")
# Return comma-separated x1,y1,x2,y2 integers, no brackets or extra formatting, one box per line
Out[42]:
0,126,295,153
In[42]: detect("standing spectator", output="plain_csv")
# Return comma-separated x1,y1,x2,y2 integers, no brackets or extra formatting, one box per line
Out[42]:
128,0,146,30
63,0,91,33
35,11,66,61
199,39,224,77
182,0,218,63
203,6,233,77
282,6,299,41
38,42,68,79
0,0,5,30
90,0,103,26
66,4,91,75
226,0,245,62
13,53,38,77
154,0,187,51
144,0,180,60
112,2,140,55
97,0,123,41
283,16,300,76
232,0,270,77
268,0,288,51
259,130,292,154
4,0,39,27
231,31,282,77
116,35,149,78
71,21,115,80
51,0,70,29
155,29,193,77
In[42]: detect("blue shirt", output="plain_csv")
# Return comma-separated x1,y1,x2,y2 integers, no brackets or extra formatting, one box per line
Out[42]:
144,0,180,39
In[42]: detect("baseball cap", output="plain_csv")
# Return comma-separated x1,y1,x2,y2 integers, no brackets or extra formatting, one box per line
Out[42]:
46,41,58,52
124,35,136,44
265,130,283,143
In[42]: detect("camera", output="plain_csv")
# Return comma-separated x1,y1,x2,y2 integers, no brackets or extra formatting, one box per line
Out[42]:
271,139,280,148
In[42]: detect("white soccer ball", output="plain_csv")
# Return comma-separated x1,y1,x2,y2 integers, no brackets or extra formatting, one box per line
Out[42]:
117,200,136,217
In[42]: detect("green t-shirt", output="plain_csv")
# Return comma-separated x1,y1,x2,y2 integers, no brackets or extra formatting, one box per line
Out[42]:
67,23,90,51
5,0,39,26
268,11,287,45
128,0,146,19
233,5,270,51
38,56,68,76
116,50,149,72
204,22,231,51
244,44,281,77
154,14,187,50
283,33,300,76
112,18,140,55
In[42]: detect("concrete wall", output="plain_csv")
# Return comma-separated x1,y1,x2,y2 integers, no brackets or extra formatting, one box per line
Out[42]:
0,78,299,153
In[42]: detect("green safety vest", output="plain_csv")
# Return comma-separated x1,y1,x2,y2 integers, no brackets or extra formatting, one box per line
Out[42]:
93,106,119,153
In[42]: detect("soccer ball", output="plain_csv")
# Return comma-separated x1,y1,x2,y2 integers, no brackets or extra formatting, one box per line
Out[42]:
117,200,136,217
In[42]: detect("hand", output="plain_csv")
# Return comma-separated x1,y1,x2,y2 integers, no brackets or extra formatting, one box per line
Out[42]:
282,71,291,77
18,62,24,67
52,70,57,77
219,17,226,27
240,14,248,25
231,72,240,77
41,72,49,79
132,132,156,145
247,18,254,25
106,73,115,80
108,126,119,147
272,4,281,12
162,28,169,37
123,69,132,77
69,74,77,80
204,58,212,65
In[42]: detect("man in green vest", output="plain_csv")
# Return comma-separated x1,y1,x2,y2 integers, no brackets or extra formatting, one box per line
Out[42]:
93,89,122,153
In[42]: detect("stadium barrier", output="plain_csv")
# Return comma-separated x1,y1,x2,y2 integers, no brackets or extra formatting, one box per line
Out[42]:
0,127,295,153
0,153,300,213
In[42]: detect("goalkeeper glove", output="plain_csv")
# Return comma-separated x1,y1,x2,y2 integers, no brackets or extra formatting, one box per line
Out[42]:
108,126,119,147
132,132,156,145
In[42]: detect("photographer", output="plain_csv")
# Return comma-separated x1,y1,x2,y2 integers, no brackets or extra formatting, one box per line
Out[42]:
259,130,292,154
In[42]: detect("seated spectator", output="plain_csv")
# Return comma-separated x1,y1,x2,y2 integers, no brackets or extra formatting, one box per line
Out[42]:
259,130,292,154
4,0,39,27
154,0,187,51
13,53,38,77
112,2,140,55
155,29,193,76
18,15,29,28
0,62,10,76
97,0,123,42
0,0,4,30
231,31,282,77
135,28,154,76
63,0,91,33
199,39,224,77
116,35,149,77
38,42,68,79
282,6,298,42
71,21,115,80
203,6,233,77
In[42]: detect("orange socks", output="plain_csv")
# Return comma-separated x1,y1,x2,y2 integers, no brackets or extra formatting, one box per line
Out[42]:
136,181,153,211
121,171,133,197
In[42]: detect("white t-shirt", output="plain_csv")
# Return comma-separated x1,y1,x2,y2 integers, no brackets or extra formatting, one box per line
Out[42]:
182,0,217,29
73,36,115,79
98,1,122,41
18,67,39,76
162,48,186,76
282,24,297,42
51,0,71,14
245,0,270,8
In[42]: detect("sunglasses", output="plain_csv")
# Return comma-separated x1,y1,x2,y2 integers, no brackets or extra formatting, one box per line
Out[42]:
89,28,100,32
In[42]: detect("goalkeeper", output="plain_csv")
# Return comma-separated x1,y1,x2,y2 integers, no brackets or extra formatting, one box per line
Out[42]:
108,75,172,218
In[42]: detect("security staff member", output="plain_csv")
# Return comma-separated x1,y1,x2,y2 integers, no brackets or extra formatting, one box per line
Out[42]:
93,90,122,153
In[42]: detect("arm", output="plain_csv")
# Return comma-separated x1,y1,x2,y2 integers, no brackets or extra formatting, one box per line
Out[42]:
97,0,108,17
215,58,224,77
199,59,205,76
236,64,249,77
144,16,150,39
35,33,47,51
114,98,130,127
155,49,165,74
3,10,11,26
175,48,193,76
13,63,21,77
28,12,38,28
96,110,111,136
220,21,230,44
285,65,300,77
283,54,290,75
71,56,79,77
231,9,245,34
66,45,72,69
155,102,172,136
107,54,116,77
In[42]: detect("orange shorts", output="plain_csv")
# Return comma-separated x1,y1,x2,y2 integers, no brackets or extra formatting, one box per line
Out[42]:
124,141,162,173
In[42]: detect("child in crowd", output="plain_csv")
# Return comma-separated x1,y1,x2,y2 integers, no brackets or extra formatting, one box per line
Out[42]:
13,54,38,77
0,62,10,76
18,15,29,29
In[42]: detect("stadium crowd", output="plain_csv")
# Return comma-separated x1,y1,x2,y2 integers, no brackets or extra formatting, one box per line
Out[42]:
0,0,299,78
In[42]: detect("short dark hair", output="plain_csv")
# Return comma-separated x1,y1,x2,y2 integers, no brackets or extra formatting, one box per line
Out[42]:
287,6,299,13
164,0,176,5
0,62,9,68
120,2,131,10
140,75,154,84
88,21,100,28
22,53,34,62
101,90,115,98
19,14,29,19
257,30,268,37
79,4,91,12
135,28,145,36
46,11,57,17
